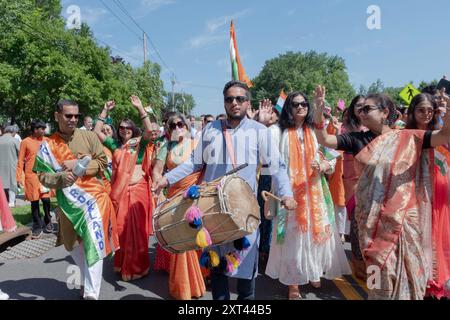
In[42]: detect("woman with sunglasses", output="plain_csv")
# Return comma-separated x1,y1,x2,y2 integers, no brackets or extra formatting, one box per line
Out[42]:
152,112,206,300
314,86,450,299
265,91,351,300
94,96,157,281
405,93,450,300
339,95,369,280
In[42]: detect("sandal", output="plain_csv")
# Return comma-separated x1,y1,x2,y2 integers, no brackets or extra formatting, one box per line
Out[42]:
288,285,303,300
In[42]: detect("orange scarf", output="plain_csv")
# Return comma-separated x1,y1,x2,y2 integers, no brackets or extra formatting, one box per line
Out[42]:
288,126,331,243
166,138,201,198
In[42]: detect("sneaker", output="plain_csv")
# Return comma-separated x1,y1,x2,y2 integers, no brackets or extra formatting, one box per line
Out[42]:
0,290,9,300
31,228,43,239
43,223,54,234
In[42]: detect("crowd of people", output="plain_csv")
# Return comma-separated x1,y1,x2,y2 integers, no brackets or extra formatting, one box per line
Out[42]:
0,80,449,300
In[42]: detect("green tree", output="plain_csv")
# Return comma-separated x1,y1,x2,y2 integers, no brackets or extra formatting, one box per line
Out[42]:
250,51,355,111
0,0,166,132
166,92,196,115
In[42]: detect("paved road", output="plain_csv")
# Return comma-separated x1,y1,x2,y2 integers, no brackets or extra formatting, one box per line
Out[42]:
0,234,367,300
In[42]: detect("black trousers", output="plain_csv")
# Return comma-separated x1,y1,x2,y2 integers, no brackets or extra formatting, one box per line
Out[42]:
31,198,51,230
3,189,9,202
211,272,255,300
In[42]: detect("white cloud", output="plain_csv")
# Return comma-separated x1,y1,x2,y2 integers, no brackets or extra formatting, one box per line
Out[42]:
206,9,252,33
287,9,297,16
189,34,227,49
141,0,176,12
188,9,252,49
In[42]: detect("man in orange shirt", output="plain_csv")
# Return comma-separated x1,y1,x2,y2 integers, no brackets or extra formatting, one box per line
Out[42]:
16,119,52,238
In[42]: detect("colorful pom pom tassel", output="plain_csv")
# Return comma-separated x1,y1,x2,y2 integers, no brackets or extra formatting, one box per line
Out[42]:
199,251,210,268
233,236,251,251
184,185,200,199
209,251,219,267
185,205,203,229
224,253,241,272
196,227,212,248
199,250,220,268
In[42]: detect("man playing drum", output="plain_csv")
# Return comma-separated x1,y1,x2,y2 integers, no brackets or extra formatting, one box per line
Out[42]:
152,80,296,300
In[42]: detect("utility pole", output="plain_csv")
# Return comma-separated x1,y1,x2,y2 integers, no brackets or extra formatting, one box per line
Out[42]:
181,91,186,115
143,32,148,64
171,75,176,112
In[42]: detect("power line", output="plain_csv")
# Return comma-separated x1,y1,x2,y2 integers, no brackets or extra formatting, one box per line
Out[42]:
98,0,142,40
110,0,176,77
112,0,144,33
96,38,142,63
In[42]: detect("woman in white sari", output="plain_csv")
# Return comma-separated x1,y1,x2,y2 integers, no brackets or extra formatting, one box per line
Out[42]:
265,91,351,299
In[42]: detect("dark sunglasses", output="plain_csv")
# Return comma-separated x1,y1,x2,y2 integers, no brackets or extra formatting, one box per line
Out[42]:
356,104,381,115
63,113,81,120
224,96,248,104
119,125,133,131
416,107,435,115
169,121,186,130
292,101,308,109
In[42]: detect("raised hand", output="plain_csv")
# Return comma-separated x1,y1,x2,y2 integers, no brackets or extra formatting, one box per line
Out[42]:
103,100,115,112
246,107,257,119
258,98,273,125
130,95,144,110
313,85,326,124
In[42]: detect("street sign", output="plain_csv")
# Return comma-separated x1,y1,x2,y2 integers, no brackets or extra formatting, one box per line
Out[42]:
399,83,420,105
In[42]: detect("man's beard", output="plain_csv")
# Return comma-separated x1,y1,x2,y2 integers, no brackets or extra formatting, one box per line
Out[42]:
226,110,246,120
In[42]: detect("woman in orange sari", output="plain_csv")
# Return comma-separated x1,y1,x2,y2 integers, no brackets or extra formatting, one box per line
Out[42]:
405,93,450,299
94,96,158,281
152,112,205,300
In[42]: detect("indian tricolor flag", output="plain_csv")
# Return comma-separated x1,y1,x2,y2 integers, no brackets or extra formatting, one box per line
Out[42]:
230,20,252,88
275,89,287,113
435,146,450,176
33,141,116,266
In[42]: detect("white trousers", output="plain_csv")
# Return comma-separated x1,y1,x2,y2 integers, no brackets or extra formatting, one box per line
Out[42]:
70,243,103,300
335,205,350,235
8,190,15,206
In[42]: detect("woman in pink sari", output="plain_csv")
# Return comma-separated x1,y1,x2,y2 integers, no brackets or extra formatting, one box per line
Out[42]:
405,93,450,299
314,86,450,300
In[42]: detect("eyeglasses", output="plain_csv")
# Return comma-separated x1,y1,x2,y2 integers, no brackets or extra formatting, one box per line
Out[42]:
119,125,133,131
224,96,248,104
292,101,308,109
416,108,434,115
169,121,186,130
356,105,381,115
63,113,81,120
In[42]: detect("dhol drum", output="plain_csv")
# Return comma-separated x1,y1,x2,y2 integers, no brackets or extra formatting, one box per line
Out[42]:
153,174,260,253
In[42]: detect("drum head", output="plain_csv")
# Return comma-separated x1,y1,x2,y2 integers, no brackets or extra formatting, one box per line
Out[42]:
222,175,260,234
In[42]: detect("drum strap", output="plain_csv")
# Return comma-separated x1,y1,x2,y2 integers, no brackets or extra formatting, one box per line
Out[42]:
221,120,237,169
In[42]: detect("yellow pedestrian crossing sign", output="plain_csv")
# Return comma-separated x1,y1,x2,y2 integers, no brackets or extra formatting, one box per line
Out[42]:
399,83,420,105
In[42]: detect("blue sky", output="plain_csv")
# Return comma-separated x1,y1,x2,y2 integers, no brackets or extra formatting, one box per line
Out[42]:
61,0,450,116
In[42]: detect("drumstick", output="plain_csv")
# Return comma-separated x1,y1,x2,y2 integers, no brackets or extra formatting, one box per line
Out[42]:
224,163,248,176
261,191,282,203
